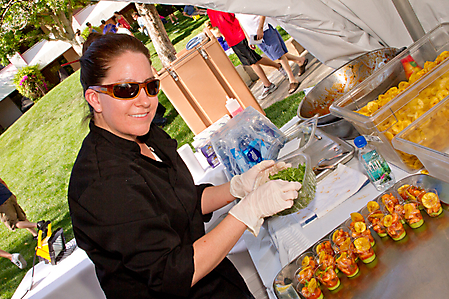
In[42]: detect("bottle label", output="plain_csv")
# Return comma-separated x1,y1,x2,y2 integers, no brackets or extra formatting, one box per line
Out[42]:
362,150,392,182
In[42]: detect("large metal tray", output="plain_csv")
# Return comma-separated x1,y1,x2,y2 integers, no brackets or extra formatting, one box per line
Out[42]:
273,174,449,299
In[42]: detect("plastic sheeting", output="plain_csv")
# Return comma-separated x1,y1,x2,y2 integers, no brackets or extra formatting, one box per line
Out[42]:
117,0,447,63
113,0,448,68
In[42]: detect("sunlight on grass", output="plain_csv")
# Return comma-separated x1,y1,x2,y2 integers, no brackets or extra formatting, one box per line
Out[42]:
0,15,298,298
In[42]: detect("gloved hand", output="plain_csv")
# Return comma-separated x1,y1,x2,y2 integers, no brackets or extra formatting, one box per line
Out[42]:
230,160,291,198
229,179,302,236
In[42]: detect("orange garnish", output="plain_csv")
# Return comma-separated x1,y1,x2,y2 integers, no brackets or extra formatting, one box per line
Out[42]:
351,212,364,223
422,192,439,208
367,201,380,213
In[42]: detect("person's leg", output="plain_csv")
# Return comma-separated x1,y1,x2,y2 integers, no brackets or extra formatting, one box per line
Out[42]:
7,195,38,237
0,249,12,260
279,54,298,84
251,64,271,87
256,57,281,70
15,221,38,237
1,249,27,269
285,53,306,65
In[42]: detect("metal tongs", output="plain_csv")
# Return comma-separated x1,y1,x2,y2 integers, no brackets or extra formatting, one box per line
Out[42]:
313,151,350,172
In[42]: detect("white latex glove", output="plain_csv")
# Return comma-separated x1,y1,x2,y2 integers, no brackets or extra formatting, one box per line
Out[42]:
229,180,302,236
230,160,291,198
253,161,292,190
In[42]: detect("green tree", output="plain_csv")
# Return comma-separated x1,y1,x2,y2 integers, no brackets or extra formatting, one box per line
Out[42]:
0,0,92,65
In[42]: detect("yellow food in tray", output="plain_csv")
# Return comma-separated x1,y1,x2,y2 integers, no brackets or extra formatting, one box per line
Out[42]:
357,51,449,117
401,98,449,153
355,51,449,170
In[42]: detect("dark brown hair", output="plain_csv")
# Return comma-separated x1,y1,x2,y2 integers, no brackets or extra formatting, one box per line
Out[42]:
79,33,151,118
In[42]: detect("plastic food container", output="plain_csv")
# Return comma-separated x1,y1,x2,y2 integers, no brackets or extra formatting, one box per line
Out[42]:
392,95,449,183
274,153,317,216
330,22,449,172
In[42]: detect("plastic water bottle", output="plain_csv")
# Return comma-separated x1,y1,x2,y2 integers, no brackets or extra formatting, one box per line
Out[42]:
238,134,262,166
354,136,395,192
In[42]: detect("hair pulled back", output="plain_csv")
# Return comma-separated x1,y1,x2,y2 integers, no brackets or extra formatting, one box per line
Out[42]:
80,33,151,95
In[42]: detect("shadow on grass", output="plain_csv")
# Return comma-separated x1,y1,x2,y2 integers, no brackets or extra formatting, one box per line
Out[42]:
157,90,178,126
169,17,208,45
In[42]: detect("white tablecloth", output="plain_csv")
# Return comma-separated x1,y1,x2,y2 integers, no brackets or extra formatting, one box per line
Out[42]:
12,247,105,299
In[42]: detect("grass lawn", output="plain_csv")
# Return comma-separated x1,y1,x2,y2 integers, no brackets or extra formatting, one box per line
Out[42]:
0,15,303,298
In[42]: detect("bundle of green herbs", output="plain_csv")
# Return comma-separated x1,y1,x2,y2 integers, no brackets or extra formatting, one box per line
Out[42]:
269,163,316,216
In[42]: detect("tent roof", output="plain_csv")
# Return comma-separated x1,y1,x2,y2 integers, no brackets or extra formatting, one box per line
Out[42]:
0,64,18,102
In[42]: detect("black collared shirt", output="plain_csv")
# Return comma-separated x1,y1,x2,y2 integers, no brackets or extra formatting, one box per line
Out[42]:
68,122,253,299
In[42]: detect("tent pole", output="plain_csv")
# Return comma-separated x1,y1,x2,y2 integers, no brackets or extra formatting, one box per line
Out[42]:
391,0,426,42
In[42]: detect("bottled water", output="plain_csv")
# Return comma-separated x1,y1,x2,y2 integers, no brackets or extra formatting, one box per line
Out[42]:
354,136,395,192
238,134,262,167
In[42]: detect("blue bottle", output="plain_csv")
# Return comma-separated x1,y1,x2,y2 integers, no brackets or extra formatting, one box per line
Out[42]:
239,134,262,167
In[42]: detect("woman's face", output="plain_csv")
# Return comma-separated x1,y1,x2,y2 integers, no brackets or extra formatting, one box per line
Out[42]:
87,51,159,142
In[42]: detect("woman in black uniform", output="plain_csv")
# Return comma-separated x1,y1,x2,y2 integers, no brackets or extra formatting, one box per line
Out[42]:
68,33,301,299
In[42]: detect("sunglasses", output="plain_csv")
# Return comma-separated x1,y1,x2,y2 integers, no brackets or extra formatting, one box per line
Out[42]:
90,78,160,100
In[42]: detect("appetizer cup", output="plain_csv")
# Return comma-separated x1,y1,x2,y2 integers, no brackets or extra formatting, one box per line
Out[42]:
335,251,360,278
378,191,401,215
314,264,341,291
421,189,443,217
330,226,351,251
381,213,407,241
297,277,324,299
313,239,335,257
353,236,376,263
361,204,387,238
398,184,426,209
330,227,358,262
296,251,318,271
295,264,316,285
316,249,338,275
403,200,425,228
345,213,375,247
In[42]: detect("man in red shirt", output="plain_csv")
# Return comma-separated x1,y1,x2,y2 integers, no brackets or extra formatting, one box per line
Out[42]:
208,9,285,99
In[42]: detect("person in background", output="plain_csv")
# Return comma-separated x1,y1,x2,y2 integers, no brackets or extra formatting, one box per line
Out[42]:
86,22,97,34
101,20,117,34
75,29,85,46
205,20,230,52
69,33,301,299
183,5,207,18
132,12,149,36
236,14,308,94
162,5,179,25
0,249,27,269
0,177,38,239
207,9,286,100
114,11,131,30
116,22,134,36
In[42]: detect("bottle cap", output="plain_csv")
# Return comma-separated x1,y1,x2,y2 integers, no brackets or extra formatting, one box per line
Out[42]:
354,136,367,148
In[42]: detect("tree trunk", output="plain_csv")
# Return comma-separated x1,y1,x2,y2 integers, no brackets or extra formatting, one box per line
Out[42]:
135,3,176,69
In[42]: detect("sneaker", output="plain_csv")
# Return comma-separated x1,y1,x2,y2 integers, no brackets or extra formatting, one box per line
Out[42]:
11,253,27,269
258,83,277,100
278,66,288,78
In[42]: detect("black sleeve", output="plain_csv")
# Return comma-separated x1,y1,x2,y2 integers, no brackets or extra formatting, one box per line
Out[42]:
196,183,213,222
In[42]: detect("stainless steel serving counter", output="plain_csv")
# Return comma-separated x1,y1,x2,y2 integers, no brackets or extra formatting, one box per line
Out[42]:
273,174,449,299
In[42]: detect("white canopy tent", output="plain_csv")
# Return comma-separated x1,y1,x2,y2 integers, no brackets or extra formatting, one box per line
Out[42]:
112,0,449,68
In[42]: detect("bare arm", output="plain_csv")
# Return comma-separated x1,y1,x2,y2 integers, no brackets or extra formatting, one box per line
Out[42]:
200,182,235,215
256,16,266,40
191,213,246,286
